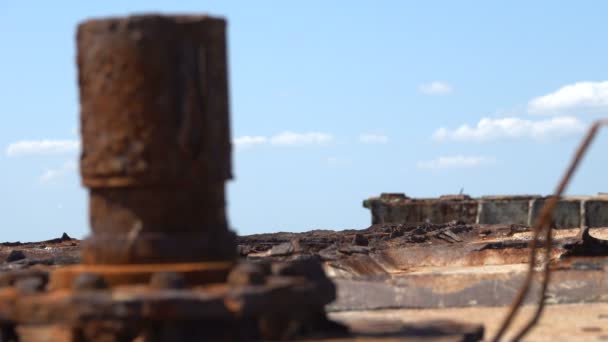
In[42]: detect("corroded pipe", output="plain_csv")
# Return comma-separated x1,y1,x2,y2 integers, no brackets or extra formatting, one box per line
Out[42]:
77,15,235,265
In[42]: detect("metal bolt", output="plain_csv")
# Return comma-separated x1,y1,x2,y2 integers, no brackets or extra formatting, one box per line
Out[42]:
227,262,268,286
14,276,47,294
149,272,187,289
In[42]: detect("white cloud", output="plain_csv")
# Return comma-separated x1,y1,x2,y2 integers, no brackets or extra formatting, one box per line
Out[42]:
359,133,389,144
269,131,333,146
232,131,334,150
233,136,267,149
6,139,80,157
529,81,608,114
417,155,495,170
39,160,77,183
419,81,453,95
432,116,585,143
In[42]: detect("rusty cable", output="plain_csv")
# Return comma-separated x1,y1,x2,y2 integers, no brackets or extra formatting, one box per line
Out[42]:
511,206,553,341
491,119,608,342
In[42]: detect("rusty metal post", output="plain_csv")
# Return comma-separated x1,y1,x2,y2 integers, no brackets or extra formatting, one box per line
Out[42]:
76,15,235,266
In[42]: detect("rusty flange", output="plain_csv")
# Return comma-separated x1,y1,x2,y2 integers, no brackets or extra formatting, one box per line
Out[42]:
1,259,483,341
7,260,338,341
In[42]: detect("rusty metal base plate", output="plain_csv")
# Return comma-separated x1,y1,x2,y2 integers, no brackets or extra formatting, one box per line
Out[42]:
0,258,484,341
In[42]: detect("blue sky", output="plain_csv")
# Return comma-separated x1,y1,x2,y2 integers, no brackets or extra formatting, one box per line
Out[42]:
1,1,608,241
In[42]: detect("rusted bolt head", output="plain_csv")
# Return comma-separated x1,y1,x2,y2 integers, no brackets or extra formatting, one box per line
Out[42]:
352,233,369,246
73,273,108,291
272,257,336,306
227,262,268,286
149,272,187,289
271,257,326,282
15,276,47,294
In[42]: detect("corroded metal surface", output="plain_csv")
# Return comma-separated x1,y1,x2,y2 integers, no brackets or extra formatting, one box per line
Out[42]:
78,15,231,187
237,224,608,312
329,260,608,311
363,194,479,226
47,261,234,290
329,302,608,342
365,193,608,228
78,15,234,265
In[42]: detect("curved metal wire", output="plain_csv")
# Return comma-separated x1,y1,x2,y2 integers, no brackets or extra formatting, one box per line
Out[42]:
492,119,608,342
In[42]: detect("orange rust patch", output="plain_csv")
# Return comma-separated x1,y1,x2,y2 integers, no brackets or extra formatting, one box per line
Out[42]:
48,261,234,290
